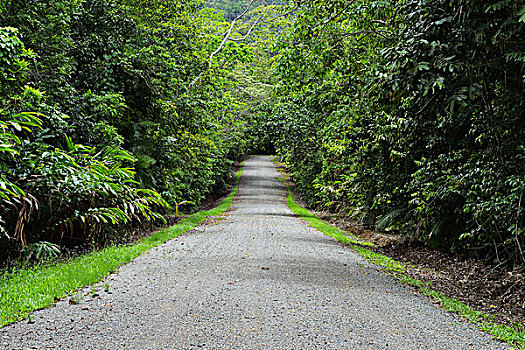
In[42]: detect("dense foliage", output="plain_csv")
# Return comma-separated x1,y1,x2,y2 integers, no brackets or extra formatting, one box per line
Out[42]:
206,0,280,20
260,0,525,265
2,0,524,267
0,0,251,260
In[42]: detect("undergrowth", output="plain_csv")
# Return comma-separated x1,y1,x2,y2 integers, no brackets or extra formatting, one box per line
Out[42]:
0,167,243,328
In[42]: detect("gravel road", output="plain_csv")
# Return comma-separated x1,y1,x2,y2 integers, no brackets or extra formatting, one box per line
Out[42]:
1,155,512,349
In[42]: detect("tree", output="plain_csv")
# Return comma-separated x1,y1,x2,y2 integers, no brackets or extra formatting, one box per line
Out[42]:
262,0,525,264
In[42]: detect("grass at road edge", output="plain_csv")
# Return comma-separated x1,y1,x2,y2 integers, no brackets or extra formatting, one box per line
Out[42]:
285,188,375,249
0,166,244,328
286,187,524,349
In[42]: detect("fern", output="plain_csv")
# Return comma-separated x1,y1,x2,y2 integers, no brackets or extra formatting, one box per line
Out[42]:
376,208,407,231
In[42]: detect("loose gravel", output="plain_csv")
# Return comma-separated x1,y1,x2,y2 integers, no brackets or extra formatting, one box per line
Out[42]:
0,155,512,349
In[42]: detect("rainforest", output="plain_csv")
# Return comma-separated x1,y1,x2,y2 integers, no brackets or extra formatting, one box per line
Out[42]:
1,0,524,268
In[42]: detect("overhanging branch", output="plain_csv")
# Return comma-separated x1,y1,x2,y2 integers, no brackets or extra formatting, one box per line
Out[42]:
189,0,258,90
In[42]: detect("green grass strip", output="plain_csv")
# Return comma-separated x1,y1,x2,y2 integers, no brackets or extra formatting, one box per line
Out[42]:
286,187,525,349
286,189,374,248
0,167,243,328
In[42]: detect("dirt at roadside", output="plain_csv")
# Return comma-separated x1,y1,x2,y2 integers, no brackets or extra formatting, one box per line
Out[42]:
325,216,525,329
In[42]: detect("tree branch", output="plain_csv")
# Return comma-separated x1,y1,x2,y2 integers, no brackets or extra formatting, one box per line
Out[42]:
189,0,258,90
209,0,257,64
227,16,262,42
188,0,305,91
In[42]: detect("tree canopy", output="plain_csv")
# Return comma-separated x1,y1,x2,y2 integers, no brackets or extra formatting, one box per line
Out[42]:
1,0,524,266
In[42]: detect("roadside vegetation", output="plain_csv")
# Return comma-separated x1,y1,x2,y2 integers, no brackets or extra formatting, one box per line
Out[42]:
251,0,525,267
0,0,258,263
0,167,242,327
